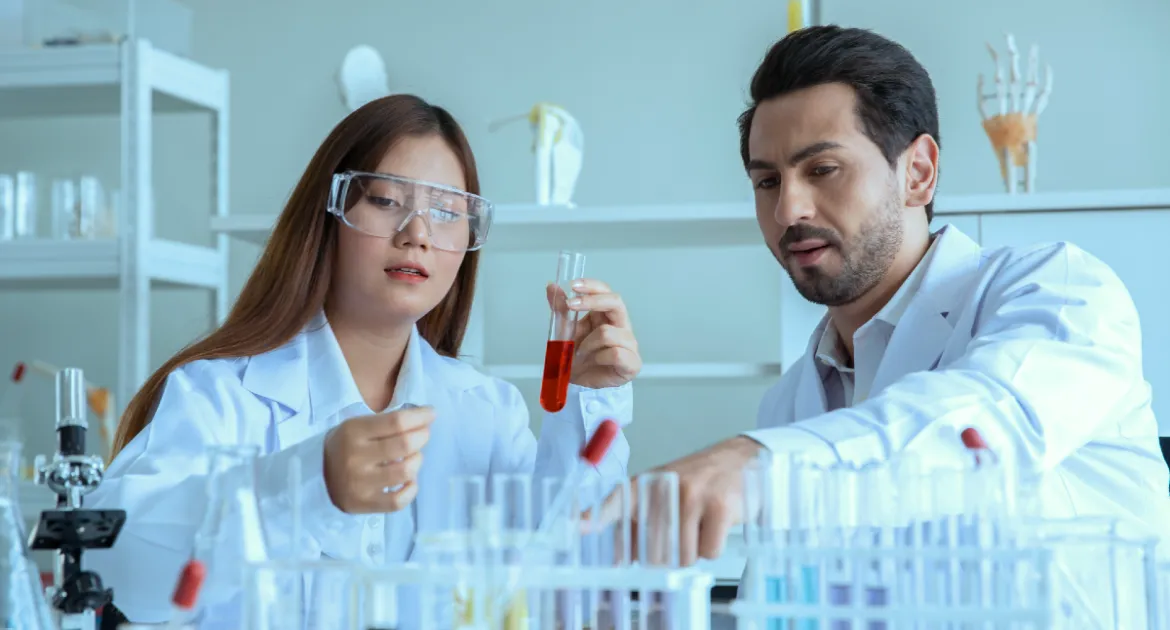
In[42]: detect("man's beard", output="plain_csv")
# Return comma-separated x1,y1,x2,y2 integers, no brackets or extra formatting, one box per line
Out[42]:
780,194,903,307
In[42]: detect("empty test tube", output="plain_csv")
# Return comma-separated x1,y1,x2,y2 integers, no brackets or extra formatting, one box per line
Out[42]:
636,472,679,630
540,250,587,413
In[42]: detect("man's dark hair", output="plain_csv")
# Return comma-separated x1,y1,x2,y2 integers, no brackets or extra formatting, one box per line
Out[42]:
737,25,940,221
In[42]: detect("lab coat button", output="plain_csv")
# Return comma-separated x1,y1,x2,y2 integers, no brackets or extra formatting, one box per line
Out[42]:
585,401,600,415
366,543,383,557
368,516,382,529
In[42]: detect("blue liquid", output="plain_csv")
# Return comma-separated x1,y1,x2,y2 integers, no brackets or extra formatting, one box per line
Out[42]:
765,566,821,630
808,582,889,630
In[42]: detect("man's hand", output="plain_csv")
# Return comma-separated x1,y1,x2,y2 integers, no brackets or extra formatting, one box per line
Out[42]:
597,436,764,565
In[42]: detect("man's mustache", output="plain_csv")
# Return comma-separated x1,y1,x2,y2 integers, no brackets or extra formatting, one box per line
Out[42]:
778,225,842,251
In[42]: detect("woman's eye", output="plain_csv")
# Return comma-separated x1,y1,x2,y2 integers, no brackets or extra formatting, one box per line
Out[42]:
367,195,399,208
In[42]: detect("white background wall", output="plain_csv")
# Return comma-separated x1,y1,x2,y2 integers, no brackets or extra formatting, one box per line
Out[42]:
1,0,1168,471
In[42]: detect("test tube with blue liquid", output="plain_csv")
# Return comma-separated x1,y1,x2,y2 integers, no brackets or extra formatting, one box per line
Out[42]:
742,451,822,630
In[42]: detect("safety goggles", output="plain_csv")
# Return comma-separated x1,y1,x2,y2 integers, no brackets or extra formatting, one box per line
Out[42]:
327,171,494,252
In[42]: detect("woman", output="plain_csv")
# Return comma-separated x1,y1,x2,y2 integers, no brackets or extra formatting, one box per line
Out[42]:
85,94,641,627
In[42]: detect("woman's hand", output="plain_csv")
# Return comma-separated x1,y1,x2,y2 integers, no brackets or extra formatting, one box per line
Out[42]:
546,278,642,390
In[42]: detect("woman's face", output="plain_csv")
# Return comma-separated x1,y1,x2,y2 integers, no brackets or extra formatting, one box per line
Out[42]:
331,134,469,328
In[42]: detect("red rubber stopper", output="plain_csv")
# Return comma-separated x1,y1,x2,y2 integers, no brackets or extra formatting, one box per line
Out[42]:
960,427,988,451
171,559,207,610
10,363,24,384
581,419,619,466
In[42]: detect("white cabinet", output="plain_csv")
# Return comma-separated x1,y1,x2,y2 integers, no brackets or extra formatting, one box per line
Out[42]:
981,209,1170,434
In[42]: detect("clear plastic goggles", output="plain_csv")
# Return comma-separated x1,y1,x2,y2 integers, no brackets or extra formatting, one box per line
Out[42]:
327,171,494,252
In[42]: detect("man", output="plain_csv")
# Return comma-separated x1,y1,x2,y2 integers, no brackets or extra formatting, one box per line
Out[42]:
607,25,1170,566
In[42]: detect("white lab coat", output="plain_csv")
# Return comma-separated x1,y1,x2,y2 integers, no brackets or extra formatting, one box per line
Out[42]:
85,312,633,628
746,224,1170,542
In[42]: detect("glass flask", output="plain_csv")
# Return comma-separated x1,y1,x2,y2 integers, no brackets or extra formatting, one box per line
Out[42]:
192,445,271,618
0,438,55,629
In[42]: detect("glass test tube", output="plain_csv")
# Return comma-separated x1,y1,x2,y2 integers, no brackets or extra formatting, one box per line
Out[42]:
540,250,587,413
636,472,679,630
14,172,36,239
490,475,532,629
51,179,76,240
0,175,14,241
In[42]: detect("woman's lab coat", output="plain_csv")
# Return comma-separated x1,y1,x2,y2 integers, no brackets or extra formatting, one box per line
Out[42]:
746,224,1170,543
85,312,632,627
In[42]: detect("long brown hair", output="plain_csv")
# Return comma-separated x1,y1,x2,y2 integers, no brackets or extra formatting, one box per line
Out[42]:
112,95,483,457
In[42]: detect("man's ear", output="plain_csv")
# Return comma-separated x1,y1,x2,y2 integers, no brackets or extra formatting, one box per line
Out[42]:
904,133,939,209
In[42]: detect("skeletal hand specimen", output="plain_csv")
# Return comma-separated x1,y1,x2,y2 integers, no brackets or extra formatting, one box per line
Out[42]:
978,33,1053,193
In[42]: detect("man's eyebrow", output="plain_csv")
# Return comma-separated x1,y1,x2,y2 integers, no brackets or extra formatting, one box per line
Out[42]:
745,141,845,172
787,141,844,166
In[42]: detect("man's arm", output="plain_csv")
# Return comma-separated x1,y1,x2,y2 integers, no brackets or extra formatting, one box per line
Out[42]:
606,242,1145,565
750,242,1144,477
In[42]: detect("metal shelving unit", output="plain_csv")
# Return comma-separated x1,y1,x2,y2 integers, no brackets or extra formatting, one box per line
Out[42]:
0,38,231,412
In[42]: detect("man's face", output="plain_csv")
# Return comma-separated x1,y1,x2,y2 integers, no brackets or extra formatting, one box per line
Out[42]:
747,82,907,306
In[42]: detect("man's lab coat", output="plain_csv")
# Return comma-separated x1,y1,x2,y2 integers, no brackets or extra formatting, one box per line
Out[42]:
748,224,1170,543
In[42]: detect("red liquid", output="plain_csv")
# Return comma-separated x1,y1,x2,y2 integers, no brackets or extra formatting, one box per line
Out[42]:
539,340,575,413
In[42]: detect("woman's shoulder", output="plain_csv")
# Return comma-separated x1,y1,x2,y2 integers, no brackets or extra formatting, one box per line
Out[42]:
421,348,524,405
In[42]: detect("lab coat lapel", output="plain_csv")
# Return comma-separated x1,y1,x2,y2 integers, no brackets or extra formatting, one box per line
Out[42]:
868,225,983,396
793,316,832,420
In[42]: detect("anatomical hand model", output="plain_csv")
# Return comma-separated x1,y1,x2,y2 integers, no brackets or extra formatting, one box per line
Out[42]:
978,33,1054,193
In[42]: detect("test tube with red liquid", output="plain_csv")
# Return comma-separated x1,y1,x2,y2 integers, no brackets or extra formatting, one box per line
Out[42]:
540,250,586,413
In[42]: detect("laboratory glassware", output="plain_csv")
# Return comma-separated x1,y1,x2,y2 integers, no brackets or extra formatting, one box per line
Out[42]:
192,444,270,621
0,175,13,241
242,559,357,630
13,171,36,239
51,179,77,240
540,250,586,413
0,438,54,630
327,171,495,252
76,176,102,239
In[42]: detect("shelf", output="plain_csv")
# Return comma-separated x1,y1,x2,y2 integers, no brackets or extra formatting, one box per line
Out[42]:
0,40,228,117
211,188,1170,252
0,238,223,289
485,362,782,381
934,187,1170,215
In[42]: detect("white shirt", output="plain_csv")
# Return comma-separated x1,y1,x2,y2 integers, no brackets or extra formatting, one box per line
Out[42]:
814,235,940,409
86,312,634,628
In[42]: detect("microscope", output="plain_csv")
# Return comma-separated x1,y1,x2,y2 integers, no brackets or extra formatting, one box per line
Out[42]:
29,368,127,630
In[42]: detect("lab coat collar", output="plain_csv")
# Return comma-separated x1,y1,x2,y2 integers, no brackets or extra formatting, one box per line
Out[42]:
241,312,476,420
795,223,983,414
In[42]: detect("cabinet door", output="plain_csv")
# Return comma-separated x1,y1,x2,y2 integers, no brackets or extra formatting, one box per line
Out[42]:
981,210,1170,435
778,213,983,370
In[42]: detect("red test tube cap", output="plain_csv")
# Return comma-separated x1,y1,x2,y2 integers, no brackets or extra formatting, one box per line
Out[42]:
10,363,24,383
581,419,620,466
171,559,207,610
960,427,988,451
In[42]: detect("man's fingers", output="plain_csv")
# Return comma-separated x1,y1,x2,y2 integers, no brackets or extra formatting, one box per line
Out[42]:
698,501,733,561
679,498,703,566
